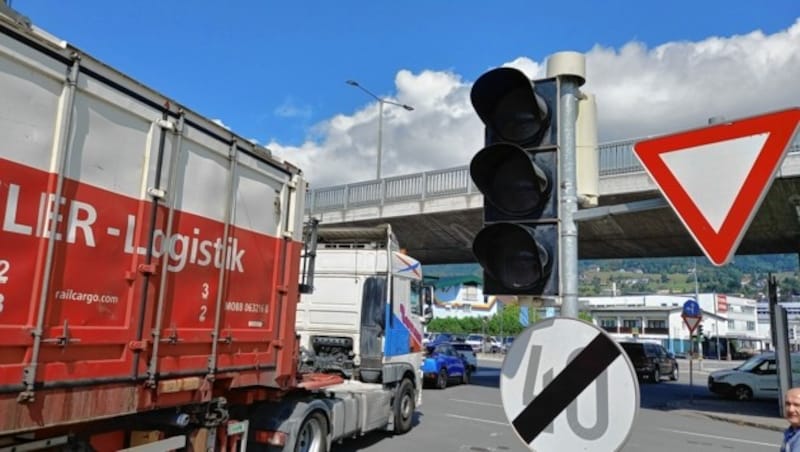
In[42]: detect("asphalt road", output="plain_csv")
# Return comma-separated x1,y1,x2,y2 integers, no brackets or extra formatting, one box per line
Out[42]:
330,358,784,452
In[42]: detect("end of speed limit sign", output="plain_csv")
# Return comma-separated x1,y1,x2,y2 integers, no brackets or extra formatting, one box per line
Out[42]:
500,318,639,451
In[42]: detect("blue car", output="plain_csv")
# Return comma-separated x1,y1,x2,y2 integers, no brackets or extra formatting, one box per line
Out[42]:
421,342,470,389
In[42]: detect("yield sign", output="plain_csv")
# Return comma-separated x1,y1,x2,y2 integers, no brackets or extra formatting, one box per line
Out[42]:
682,314,702,334
634,108,800,266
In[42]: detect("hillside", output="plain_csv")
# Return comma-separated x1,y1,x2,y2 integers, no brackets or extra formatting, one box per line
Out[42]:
425,254,800,300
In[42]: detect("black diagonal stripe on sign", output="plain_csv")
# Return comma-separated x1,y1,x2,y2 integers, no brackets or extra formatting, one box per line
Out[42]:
512,333,621,444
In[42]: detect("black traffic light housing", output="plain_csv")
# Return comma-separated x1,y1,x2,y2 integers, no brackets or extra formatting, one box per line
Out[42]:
697,324,704,338
470,67,560,296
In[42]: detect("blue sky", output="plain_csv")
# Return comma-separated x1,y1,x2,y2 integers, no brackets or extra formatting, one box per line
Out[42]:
11,1,800,187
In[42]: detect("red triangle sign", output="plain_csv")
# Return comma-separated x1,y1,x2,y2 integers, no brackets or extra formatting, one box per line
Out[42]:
682,315,701,334
634,108,800,266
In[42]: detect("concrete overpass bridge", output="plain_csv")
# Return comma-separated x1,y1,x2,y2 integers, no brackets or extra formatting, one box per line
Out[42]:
304,137,800,264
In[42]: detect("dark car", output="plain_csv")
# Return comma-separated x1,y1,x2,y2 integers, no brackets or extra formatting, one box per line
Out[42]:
619,341,678,383
421,342,469,389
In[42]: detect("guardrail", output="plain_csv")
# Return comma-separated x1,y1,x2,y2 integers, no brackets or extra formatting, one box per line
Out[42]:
305,138,800,214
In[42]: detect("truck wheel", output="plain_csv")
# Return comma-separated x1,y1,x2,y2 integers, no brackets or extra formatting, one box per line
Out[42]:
295,412,328,452
436,369,448,389
394,379,415,434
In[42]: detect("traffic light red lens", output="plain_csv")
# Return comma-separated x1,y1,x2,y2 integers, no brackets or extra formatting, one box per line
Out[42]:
492,87,548,144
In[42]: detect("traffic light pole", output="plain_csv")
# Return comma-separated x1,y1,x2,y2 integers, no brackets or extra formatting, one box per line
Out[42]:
549,53,586,319
558,77,580,318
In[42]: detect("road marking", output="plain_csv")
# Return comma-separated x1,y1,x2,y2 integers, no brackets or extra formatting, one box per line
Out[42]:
446,414,509,426
658,428,780,447
449,398,503,408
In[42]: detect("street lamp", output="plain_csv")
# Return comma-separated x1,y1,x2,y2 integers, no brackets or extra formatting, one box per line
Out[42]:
346,80,414,180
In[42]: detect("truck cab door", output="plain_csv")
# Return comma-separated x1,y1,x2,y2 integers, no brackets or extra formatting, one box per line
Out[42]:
359,276,387,383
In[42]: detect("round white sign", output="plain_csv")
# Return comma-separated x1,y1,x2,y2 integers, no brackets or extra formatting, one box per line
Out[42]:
500,317,639,451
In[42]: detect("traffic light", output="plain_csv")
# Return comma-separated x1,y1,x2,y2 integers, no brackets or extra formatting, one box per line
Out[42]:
697,324,704,338
470,67,560,295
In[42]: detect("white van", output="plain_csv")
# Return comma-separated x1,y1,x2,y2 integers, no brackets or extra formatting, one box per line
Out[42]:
708,352,800,400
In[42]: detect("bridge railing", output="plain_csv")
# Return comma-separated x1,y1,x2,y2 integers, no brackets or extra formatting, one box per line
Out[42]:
305,138,800,214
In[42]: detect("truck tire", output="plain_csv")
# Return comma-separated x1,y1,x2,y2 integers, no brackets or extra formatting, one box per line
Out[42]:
394,379,415,434
295,412,328,452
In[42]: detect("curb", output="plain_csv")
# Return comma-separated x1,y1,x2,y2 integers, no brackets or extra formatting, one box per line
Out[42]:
665,401,787,432
699,412,786,432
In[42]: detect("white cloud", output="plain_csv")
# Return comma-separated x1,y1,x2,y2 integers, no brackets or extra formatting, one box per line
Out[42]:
212,118,230,130
274,97,313,119
272,18,800,189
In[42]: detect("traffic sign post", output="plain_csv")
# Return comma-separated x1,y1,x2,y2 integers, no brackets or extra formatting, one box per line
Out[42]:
633,108,800,266
500,318,639,451
681,299,703,403
681,299,702,334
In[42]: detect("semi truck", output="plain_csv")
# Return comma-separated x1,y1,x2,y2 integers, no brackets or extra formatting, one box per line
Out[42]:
0,4,427,451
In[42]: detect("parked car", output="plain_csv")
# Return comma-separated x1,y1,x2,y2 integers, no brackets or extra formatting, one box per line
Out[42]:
708,352,800,400
484,336,503,353
421,342,470,389
452,342,478,371
465,334,484,352
619,341,678,383
428,332,454,346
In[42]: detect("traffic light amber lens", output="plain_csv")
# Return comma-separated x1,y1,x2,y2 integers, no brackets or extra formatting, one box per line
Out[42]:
490,155,546,216
471,143,549,217
488,247,542,288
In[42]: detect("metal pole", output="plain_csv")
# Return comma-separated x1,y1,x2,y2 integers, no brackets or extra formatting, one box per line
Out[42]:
377,101,384,180
772,275,793,417
345,80,413,181
713,294,722,361
689,357,694,404
559,75,580,318
694,258,703,368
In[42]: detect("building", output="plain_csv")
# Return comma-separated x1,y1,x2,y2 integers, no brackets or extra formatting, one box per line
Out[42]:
427,274,767,357
583,293,764,357
430,275,501,319
756,301,800,349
